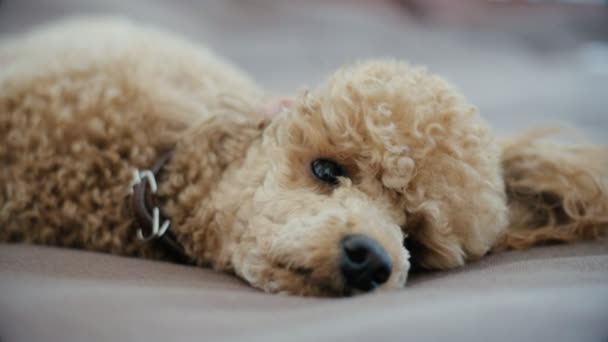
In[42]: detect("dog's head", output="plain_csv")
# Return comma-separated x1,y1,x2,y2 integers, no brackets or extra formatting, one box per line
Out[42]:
168,60,509,296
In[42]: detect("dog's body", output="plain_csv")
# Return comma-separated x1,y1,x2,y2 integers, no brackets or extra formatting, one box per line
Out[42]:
0,19,266,261
2,19,607,296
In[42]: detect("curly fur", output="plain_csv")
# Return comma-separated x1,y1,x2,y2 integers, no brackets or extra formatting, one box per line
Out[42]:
1,18,606,296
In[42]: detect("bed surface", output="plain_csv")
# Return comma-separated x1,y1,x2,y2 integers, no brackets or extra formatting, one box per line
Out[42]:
1,243,607,342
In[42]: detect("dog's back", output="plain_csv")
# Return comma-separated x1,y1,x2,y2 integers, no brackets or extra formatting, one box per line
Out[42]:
0,18,263,256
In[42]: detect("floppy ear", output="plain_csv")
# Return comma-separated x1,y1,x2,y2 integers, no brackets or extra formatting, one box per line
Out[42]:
157,112,270,266
495,132,608,250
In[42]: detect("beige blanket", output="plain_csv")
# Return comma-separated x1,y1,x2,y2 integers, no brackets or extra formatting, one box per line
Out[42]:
1,243,607,342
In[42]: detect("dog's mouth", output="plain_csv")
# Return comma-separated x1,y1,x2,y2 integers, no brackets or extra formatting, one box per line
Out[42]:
273,260,314,278
271,260,351,297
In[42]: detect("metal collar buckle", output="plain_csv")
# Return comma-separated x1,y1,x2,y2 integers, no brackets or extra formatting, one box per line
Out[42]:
130,169,171,241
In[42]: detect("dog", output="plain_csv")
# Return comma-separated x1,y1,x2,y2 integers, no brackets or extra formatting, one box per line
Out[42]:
1,18,607,296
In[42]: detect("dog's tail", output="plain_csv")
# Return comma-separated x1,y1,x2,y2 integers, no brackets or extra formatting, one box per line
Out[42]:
493,129,608,251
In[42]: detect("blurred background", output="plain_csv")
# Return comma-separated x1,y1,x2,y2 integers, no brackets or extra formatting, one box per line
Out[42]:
1,0,607,142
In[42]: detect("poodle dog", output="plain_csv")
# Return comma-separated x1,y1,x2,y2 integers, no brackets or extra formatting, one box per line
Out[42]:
1,18,607,296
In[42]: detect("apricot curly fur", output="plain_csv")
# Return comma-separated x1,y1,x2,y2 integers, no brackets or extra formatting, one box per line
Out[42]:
494,131,608,251
1,18,606,296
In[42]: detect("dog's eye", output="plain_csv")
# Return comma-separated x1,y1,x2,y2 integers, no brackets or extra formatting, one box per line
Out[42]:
311,159,347,185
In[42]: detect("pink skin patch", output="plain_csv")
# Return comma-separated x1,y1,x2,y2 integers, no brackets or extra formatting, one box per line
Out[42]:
263,97,294,117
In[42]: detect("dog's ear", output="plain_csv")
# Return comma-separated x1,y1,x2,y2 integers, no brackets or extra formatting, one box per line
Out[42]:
182,113,269,164
495,132,608,250
158,112,270,266
162,112,270,202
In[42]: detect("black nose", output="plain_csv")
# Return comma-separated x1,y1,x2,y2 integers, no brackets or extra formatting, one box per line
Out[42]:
340,234,393,292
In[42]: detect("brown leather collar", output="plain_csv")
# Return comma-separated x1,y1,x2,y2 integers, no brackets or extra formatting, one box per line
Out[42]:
129,151,193,265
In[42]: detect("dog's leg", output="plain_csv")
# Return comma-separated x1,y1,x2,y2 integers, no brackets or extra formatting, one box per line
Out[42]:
494,132,608,251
